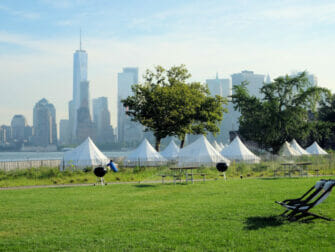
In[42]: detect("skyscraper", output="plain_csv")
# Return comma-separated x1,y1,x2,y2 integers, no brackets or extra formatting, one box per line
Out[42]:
117,67,143,144
206,73,231,98
231,70,265,98
59,119,71,145
69,33,88,142
93,97,115,144
0,125,11,145
228,70,266,141
32,98,57,147
10,115,27,141
206,74,232,143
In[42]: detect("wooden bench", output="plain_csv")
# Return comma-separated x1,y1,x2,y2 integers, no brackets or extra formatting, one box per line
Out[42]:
159,174,182,184
186,173,207,183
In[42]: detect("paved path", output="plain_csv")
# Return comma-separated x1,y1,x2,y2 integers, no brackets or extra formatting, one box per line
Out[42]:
0,179,210,191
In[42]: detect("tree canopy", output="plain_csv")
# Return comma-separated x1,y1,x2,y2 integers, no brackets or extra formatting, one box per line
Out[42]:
122,65,227,151
231,72,329,153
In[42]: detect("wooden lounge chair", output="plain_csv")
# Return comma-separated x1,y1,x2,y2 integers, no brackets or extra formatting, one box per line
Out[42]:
276,180,335,221
276,180,326,207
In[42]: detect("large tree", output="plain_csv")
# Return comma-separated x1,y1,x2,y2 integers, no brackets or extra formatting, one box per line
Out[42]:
122,65,227,151
313,93,335,148
231,72,328,153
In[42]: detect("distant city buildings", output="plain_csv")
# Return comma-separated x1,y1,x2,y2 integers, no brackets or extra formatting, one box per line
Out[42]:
0,125,11,145
206,73,231,98
32,98,57,147
205,71,267,143
117,67,143,145
59,119,71,145
11,115,27,142
69,36,89,143
231,70,266,98
0,33,322,151
206,74,232,143
59,36,116,146
92,97,116,144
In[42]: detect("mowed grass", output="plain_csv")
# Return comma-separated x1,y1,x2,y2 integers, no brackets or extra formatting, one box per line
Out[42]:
0,177,335,251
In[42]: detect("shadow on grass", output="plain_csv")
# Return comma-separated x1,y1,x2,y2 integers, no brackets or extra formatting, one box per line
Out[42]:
244,215,284,230
133,184,157,188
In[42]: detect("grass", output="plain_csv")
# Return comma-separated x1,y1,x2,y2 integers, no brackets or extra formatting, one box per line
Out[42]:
0,177,335,251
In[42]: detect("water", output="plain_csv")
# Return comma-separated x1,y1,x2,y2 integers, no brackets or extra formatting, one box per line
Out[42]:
0,151,128,161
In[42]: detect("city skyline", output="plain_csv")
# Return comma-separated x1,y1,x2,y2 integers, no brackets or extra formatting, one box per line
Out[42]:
1,0,335,126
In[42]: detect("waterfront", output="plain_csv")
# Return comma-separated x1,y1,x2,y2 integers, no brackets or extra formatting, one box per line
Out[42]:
0,151,127,161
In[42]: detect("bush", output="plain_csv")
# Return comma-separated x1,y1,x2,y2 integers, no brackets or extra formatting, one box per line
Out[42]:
252,164,268,172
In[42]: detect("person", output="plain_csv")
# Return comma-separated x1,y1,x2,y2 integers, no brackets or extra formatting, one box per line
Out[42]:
107,159,118,172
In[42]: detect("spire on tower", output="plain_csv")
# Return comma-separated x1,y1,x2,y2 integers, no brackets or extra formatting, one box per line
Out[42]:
216,72,219,79
80,28,82,50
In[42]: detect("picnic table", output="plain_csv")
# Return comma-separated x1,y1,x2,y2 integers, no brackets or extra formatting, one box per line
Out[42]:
159,167,206,184
278,162,312,177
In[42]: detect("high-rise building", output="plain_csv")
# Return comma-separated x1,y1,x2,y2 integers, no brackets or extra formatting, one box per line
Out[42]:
69,34,88,141
206,73,231,98
222,70,266,142
76,79,94,143
93,97,108,130
206,74,232,143
59,119,71,145
10,115,27,141
32,98,57,147
0,125,11,145
92,97,115,144
231,70,265,98
307,73,318,87
117,67,143,144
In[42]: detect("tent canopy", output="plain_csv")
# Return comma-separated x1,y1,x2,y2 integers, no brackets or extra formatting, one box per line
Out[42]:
290,139,309,155
212,140,223,152
160,140,180,160
62,137,109,169
278,141,300,157
306,141,328,155
177,135,230,167
220,136,261,163
124,139,167,166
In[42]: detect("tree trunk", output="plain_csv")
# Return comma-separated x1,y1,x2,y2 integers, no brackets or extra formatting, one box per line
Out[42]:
155,137,161,152
180,137,185,149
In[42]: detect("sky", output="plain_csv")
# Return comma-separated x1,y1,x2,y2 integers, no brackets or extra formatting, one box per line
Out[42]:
1,0,335,127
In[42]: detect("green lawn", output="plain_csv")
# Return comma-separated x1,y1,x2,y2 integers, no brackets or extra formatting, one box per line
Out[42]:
0,177,335,251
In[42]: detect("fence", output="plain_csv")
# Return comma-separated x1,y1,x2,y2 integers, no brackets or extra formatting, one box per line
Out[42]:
0,153,334,175
0,160,62,171
0,155,125,172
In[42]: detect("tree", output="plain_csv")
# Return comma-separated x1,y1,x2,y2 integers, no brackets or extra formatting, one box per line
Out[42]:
122,65,227,151
231,72,328,153
314,93,335,148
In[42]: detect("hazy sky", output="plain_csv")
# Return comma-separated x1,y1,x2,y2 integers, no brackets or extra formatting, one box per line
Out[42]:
1,0,335,127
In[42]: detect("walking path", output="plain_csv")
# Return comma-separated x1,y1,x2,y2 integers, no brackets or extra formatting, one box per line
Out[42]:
0,179,209,191
1,175,333,191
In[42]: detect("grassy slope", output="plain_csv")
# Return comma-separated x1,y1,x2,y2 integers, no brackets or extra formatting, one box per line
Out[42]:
0,177,335,251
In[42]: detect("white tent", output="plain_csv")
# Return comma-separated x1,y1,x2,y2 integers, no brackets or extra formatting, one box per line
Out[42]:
212,140,223,152
124,138,167,166
62,137,109,169
306,142,328,155
278,141,300,157
177,135,230,167
290,139,309,155
220,136,261,163
160,140,180,160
